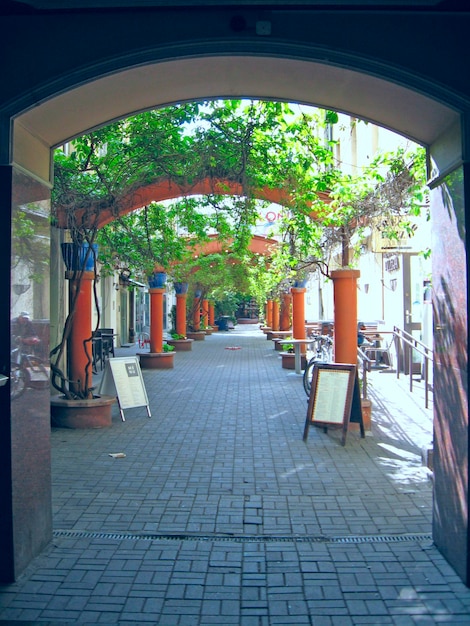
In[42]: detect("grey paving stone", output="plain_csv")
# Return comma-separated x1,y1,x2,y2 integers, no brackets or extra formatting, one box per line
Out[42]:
0,327,468,624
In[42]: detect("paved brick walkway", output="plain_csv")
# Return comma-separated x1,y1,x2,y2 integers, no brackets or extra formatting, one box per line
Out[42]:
1,325,469,624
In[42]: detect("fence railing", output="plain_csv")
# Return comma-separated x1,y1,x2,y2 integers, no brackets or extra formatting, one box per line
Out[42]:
357,327,433,410
357,347,372,400
393,326,433,409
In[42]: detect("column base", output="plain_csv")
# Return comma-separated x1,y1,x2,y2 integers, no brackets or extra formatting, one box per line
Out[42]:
51,394,116,429
166,338,193,351
187,331,206,341
280,353,307,370
138,352,175,368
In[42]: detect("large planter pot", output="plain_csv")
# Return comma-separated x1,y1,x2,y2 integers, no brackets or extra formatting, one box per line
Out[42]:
237,317,259,324
51,394,115,429
138,351,175,369
349,398,372,432
187,331,205,341
166,338,193,351
148,272,167,288
61,242,98,272
280,352,307,370
173,282,189,294
360,398,372,431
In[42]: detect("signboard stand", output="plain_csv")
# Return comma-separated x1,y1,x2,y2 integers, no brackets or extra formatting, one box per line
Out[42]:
99,356,151,421
303,363,364,446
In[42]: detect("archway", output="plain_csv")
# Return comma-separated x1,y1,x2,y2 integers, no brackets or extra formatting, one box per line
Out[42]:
55,176,331,229
2,7,468,585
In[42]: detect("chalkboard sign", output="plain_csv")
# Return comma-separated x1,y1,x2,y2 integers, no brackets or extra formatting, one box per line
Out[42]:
303,363,363,446
99,356,151,421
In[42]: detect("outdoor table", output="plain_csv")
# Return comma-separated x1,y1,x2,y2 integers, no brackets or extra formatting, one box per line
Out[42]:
278,338,315,375
269,329,292,343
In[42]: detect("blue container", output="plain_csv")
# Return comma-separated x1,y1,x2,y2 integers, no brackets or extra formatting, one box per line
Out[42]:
216,316,230,331
174,282,189,294
148,272,167,288
61,243,98,271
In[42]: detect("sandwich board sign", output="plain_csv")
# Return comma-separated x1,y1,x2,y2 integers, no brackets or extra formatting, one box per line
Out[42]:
99,356,151,421
302,363,364,446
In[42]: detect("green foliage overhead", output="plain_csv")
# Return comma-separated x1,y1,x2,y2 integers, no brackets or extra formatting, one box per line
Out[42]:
53,99,427,301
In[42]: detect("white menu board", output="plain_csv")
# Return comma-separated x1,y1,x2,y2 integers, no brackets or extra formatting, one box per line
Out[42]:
312,369,350,424
303,363,358,446
99,356,151,421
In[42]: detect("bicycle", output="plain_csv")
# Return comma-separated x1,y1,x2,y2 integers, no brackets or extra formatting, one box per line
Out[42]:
10,335,49,400
302,334,333,396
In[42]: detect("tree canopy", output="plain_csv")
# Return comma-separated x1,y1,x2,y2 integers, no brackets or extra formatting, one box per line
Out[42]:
52,99,428,303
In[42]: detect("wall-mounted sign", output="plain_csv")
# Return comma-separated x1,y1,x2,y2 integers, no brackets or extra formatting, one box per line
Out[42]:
384,253,400,273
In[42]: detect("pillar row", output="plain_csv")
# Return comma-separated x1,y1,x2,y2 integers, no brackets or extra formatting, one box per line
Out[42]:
67,270,94,395
176,293,187,337
266,299,273,328
291,287,306,340
280,292,292,331
149,287,164,353
272,299,280,331
331,269,360,364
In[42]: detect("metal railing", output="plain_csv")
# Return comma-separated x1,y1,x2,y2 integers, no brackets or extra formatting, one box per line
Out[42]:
357,347,373,400
393,326,433,409
357,327,433,410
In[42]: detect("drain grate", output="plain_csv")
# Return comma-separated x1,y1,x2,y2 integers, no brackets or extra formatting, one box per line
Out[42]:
53,529,432,544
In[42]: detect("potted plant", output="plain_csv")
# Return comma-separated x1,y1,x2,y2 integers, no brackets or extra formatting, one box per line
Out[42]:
166,332,193,352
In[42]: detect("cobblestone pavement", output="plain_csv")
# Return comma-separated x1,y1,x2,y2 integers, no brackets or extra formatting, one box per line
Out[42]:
1,325,470,625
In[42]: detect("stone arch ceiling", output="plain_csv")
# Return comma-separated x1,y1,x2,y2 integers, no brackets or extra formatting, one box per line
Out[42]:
15,56,458,150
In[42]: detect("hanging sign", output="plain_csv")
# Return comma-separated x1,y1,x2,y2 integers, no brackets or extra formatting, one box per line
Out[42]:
303,363,364,446
99,356,151,421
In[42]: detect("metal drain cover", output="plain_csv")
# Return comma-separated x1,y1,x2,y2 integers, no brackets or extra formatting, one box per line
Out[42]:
53,529,433,544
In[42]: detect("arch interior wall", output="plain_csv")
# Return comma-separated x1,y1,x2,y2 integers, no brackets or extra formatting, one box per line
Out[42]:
1,5,469,585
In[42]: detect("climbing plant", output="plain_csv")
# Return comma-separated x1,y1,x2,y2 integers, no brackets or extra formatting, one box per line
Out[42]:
53,99,427,306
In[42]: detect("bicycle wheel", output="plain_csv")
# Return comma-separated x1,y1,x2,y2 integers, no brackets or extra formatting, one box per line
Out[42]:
10,363,26,399
303,358,317,397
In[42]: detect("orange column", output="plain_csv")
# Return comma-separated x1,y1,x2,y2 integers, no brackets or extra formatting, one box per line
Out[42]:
209,302,215,327
149,287,164,353
193,295,201,330
272,299,280,331
291,287,306,340
266,300,273,328
331,269,360,364
280,292,292,331
67,271,94,395
202,299,209,328
176,293,187,337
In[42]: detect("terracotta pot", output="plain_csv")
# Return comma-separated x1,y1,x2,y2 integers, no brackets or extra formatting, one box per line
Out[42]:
51,394,115,429
166,338,193,351
138,352,175,369
280,353,307,370
187,331,205,341
350,398,372,432
361,398,372,431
